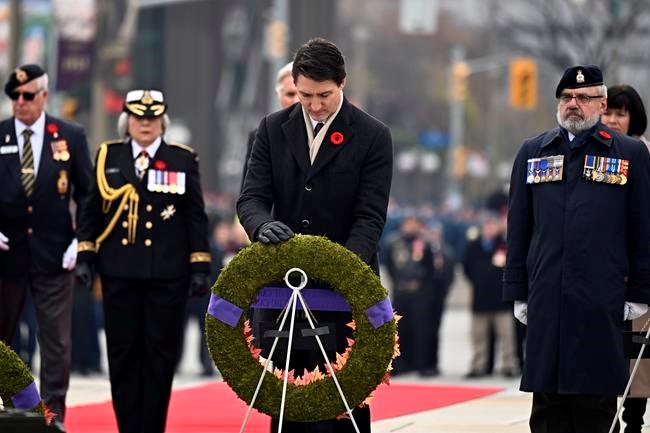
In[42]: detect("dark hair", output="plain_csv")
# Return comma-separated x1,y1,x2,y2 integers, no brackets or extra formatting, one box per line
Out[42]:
606,85,647,137
292,37,346,85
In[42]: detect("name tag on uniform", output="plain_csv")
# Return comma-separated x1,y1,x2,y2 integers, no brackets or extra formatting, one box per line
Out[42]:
583,155,628,185
0,145,18,154
526,155,564,184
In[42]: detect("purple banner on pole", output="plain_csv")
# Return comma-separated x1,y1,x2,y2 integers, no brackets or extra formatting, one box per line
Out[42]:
56,38,95,91
208,294,243,328
365,297,394,328
251,287,350,312
11,381,41,410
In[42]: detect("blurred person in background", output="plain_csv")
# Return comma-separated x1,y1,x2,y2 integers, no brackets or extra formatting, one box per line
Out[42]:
505,65,650,433
75,89,212,433
422,221,455,376
0,64,93,431
238,37,393,433
463,211,516,378
241,61,300,191
384,215,435,375
601,84,649,433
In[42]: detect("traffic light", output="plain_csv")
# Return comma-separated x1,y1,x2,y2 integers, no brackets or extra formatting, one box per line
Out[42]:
451,61,470,102
266,21,287,60
510,58,538,110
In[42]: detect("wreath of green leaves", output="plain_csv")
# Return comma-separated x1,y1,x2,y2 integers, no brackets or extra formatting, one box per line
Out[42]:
0,340,42,413
206,235,397,422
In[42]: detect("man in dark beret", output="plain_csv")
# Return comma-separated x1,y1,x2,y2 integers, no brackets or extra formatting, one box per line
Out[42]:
0,64,93,430
504,64,650,432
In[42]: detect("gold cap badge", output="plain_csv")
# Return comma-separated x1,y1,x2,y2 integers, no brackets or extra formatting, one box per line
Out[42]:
576,69,585,84
15,69,28,83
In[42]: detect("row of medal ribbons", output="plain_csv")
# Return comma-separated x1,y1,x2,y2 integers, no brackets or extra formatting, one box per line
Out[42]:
583,155,629,185
147,169,187,194
526,155,564,184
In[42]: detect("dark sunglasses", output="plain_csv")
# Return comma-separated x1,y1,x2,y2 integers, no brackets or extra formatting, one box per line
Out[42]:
9,89,44,101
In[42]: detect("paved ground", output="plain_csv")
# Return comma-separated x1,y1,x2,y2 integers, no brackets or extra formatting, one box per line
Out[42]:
21,274,648,432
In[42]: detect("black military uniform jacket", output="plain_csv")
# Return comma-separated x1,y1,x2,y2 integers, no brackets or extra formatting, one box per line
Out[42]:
504,123,650,395
0,115,92,276
237,98,393,272
77,139,210,279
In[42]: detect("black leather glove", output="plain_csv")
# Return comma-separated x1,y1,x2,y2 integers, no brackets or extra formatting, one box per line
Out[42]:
189,272,211,297
75,262,93,288
257,221,295,244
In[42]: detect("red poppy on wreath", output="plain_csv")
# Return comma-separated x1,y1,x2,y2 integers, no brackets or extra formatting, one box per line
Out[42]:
599,130,611,139
153,160,167,170
46,123,59,138
330,131,344,146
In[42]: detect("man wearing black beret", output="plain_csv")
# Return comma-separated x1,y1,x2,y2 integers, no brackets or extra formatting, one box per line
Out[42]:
504,64,650,432
0,64,93,430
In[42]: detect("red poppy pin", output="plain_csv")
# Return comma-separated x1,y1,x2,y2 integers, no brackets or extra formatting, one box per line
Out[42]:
153,160,167,170
330,131,344,146
599,130,612,139
46,123,59,138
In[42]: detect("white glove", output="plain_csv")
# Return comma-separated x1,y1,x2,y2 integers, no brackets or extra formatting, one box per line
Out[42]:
624,302,648,321
514,301,528,325
62,238,78,271
0,231,8,251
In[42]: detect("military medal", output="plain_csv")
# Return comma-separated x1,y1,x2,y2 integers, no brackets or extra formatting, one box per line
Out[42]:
539,158,548,182
526,158,535,184
5,134,10,144
534,159,541,183
161,204,176,220
57,170,69,195
147,170,156,191
177,172,186,195
595,157,606,182
620,159,629,185
553,155,564,181
52,139,70,162
607,158,618,184
135,152,150,180
583,155,595,180
161,171,169,193
169,171,178,194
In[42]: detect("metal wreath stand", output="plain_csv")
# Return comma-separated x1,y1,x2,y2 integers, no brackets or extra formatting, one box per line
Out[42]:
239,267,361,433
609,325,650,433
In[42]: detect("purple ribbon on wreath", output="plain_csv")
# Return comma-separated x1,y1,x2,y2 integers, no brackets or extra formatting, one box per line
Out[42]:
11,381,41,410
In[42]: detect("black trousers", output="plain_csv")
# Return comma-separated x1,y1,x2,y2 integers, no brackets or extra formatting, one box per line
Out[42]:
253,307,372,433
622,397,647,433
102,275,188,433
530,392,618,433
0,273,73,421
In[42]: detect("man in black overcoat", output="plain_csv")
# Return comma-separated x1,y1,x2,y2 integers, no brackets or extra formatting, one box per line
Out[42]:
237,37,393,433
504,65,650,433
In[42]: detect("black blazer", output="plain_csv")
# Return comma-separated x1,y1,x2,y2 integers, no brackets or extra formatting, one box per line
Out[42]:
0,115,92,276
237,98,393,271
77,139,210,279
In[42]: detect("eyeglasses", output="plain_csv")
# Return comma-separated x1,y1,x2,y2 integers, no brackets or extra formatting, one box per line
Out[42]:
9,89,44,101
558,93,603,105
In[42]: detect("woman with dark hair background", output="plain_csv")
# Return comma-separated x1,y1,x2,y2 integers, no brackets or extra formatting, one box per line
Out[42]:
602,84,649,433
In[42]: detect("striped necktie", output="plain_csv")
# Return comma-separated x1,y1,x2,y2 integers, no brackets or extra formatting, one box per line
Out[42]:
21,129,35,197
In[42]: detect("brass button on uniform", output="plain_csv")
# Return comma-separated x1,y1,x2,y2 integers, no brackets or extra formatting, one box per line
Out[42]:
123,204,129,211
145,221,153,229
146,205,153,212
27,206,33,213
27,228,33,235
122,221,128,228
144,239,152,247
301,219,310,228
305,184,312,191
121,238,128,245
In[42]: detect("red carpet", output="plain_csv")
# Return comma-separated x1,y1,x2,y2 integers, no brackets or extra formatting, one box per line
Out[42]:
66,382,501,432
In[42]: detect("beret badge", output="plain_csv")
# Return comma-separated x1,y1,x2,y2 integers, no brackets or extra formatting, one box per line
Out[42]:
15,69,28,83
576,70,585,84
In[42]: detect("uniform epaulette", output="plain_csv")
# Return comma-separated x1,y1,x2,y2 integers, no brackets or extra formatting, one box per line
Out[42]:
168,142,196,153
100,139,123,147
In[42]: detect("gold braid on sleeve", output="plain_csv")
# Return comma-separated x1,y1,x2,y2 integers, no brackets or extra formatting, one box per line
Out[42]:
95,143,140,247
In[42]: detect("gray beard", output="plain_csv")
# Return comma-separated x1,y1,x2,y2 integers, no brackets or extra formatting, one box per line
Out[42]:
556,109,600,135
